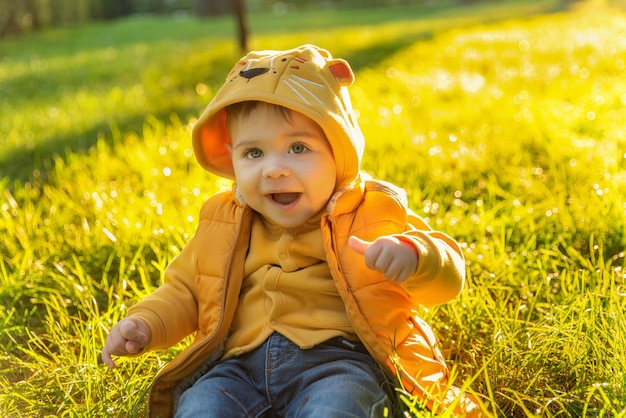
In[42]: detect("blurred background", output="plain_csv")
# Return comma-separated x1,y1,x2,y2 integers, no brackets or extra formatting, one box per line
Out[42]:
0,0,583,40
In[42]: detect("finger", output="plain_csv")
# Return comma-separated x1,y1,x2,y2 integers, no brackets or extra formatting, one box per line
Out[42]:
107,332,127,355
125,340,145,355
119,319,149,346
348,236,371,256
384,247,417,283
351,236,381,271
373,251,392,275
384,259,406,282
101,349,117,368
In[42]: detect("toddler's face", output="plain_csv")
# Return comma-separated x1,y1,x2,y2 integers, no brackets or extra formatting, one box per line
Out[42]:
227,105,336,228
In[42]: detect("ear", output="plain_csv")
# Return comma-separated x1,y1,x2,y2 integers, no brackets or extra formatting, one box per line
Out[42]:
328,59,354,86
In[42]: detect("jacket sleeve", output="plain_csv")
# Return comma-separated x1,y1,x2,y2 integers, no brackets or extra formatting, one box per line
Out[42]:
396,209,465,307
126,235,199,351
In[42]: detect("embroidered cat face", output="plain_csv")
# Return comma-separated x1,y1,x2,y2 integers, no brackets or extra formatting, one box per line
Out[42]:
220,48,355,113
228,49,354,86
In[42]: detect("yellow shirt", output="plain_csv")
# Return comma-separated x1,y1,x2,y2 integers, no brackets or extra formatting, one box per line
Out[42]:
222,213,356,358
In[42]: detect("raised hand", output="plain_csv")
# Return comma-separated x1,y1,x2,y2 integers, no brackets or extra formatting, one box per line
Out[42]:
348,235,418,284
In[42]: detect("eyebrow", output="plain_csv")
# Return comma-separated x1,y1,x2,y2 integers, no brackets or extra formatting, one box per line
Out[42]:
232,138,261,150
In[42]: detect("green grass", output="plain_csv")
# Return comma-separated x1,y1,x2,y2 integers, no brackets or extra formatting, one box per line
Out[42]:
1,0,625,416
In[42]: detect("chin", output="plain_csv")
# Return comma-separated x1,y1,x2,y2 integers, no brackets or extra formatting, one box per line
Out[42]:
271,215,309,229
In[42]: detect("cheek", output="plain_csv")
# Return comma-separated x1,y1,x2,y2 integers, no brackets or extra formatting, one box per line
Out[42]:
233,163,256,190
232,158,255,177
235,166,255,186
312,162,336,197
236,176,259,207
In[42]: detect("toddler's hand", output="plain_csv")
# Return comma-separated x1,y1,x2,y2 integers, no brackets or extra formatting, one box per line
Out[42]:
348,235,418,284
101,317,151,368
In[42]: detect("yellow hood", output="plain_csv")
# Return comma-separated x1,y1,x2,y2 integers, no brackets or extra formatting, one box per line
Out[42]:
192,44,365,189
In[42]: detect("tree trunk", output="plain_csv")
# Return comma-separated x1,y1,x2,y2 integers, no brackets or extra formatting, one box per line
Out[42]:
0,3,18,37
234,0,248,52
24,0,41,29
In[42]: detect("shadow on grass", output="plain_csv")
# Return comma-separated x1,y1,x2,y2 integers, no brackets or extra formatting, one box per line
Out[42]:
0,108,188,183
0,51,238,183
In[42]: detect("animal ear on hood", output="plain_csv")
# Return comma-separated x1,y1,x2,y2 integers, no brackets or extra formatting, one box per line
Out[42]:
328,60,354,87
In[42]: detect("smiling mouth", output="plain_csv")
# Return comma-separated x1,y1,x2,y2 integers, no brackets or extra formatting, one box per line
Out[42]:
269,192,301,205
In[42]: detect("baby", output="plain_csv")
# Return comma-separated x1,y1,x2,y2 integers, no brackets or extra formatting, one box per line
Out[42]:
102,44,481,417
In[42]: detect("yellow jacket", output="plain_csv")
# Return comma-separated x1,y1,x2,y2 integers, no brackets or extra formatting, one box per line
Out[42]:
129,178,479,416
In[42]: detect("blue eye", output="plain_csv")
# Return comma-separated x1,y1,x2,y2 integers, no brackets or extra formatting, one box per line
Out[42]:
290,143,307,154
246,148,263,159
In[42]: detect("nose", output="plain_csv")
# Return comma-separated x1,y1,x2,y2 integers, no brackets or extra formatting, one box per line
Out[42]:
262,155,291,178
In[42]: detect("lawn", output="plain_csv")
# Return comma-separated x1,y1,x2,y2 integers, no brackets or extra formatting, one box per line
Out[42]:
1,0,625,416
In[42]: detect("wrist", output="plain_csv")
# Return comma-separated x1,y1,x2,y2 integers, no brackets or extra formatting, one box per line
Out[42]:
397,236,419,257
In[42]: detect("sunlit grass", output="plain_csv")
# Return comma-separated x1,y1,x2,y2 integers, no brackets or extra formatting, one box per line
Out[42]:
1,1,625,417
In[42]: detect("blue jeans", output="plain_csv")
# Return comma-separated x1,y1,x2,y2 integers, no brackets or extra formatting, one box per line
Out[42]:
175,332,390,417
